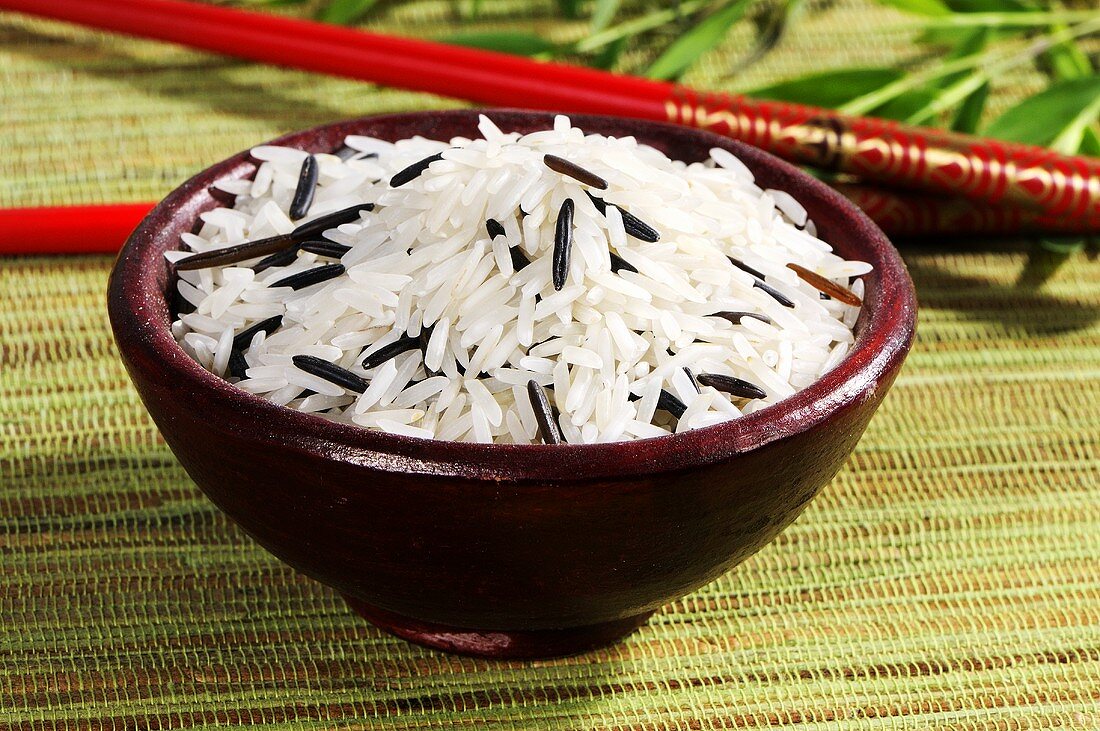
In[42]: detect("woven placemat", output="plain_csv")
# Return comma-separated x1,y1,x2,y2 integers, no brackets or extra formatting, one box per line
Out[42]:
2,2,1099,728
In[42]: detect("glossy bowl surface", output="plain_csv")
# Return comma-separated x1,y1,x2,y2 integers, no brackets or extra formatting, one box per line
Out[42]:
108,109,916,658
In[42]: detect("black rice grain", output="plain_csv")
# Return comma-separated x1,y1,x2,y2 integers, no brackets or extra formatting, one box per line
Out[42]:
527,380,563,445
252,246,300,273
333,145,377,162
510,247,531,271
656,389,687,419
292,354,369,394
754,279,795,308
609,251,638,274
270,263,345,290
227,349,249,379
232,315,283,350
684,367,701,394
586,192,660,242
361,335,422,370
619,209,660,243
727,256,767,280
710,310,773,325
290,203,374,241
176,233,295,271
553,198,574,291
485,218,506,239
390,152,444,187
696,373,767,400
289,155,319,220
300,240,351,259
543,154,608,190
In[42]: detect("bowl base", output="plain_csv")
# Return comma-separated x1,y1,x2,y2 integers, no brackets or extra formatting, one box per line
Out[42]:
342,595,654,659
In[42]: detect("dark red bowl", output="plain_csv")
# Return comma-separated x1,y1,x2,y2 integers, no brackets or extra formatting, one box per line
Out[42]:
108,109,916,659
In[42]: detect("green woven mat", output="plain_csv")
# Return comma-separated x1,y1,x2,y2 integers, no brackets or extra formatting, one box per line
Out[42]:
2,2,1099,728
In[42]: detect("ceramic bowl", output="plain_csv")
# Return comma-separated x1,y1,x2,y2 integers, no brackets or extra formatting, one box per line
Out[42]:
108,109,916,658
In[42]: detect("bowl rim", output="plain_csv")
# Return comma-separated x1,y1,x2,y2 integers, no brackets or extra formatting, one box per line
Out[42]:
108,108,917,483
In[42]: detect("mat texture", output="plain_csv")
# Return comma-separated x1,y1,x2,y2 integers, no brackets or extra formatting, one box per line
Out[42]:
2,1,1099,728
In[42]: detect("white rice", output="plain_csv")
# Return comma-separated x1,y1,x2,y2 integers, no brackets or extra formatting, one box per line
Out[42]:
170,115,869,444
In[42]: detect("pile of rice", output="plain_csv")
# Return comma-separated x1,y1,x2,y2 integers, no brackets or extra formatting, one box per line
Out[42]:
170,115,870,444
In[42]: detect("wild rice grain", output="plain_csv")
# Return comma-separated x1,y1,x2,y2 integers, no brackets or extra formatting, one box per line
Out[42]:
232,315,283,350
619,209,660,243
390,152,444,187
684,367,702,394
362,335,422,370
510,247,531,271
292,354,369,393
527,380,563,444
656,389,687,419
609,251,638,274
180,205,375,270
710,310,772,325
485,219,506,239
727,256,767,280
176,233,295,271
786,262,863,306
290,203,374,240
753,279,795,308
333,145,359,161
696,373,767,400
553,198,574,291
252,246,300,273
543,154,608,190
289,155,319,220
228,349,249,379
270,263,345,290
586,193,660,243
299,241,351,259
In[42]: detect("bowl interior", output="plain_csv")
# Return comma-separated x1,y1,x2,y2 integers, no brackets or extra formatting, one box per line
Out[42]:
109,109,917,482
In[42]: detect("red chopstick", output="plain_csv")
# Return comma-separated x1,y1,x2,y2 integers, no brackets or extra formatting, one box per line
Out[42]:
2,0,1098,225
0,204,153,256
833,184,1099,237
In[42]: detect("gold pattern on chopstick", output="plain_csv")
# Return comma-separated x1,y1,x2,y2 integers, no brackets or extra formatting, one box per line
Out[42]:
665,86,1100,220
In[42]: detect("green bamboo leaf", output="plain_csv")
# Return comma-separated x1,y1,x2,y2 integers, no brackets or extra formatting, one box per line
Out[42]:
1042,33,1093,82
985,76,1100,153
1079,128,1100,156
442,31,558,57
748,68,904,108
591,0,622,32
944,0,1035,11
645,0,752,81
950,80,988,132
592,36,629,70
937,27,988,87
555,0,581,18
873,0,951,16
317,0,379,24
873,89,940,120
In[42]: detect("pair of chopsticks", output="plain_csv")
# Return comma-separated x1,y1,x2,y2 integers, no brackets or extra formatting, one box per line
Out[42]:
1,0,1097,256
